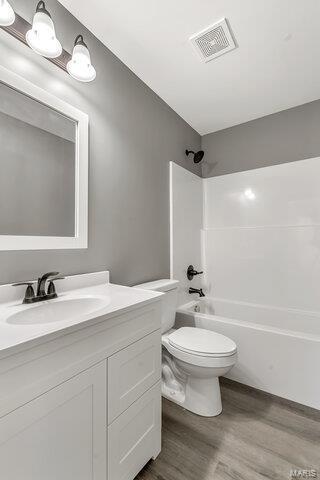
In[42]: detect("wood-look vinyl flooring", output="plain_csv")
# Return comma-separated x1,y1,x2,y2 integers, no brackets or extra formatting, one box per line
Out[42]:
136,378,320,480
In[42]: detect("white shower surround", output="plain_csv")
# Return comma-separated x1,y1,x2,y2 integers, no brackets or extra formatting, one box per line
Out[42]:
170,158,320,409
169,162,203,306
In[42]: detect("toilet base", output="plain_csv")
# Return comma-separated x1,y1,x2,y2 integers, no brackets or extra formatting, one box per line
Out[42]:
161,342,236,417
162,375,222,417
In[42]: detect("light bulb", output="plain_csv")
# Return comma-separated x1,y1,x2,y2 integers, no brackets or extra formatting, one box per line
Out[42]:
67,35,96,83
0,0,15,26
26,1,62,58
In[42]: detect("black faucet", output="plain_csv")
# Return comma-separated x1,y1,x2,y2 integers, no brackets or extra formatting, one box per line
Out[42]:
13,272,64,304
189,287,205,298
36,271,59,297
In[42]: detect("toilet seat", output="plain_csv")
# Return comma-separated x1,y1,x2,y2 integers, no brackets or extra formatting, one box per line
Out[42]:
162,328,237,368
168,327,237,357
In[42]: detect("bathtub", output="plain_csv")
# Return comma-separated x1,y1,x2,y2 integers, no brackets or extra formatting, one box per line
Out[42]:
176,298,320,410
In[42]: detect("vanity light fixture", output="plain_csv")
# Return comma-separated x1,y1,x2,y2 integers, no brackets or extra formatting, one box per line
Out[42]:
26,1,62,58
0,0,15,26
67,35,96,83
0,2,96,82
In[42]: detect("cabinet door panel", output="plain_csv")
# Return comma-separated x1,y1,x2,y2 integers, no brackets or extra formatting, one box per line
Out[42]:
108,381,161,480
0,361,106,480
108,330,161,423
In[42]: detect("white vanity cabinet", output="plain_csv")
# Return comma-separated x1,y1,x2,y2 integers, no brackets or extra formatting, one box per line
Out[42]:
0,298,162,480
0,362,107,480
107,330,162,480
108,330,161,423
108,381,161,480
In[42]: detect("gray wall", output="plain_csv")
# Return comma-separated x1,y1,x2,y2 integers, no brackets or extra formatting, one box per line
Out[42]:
202,99,320,177
0,0,201,285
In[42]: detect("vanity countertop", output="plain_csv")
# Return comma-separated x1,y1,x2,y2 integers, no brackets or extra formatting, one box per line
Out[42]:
0,271,162,359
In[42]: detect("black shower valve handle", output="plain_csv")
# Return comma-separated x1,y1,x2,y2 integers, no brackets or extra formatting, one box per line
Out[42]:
187,265,204,281
192,269,204,275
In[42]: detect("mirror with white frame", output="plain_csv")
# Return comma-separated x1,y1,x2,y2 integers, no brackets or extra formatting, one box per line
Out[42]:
0,66,88,250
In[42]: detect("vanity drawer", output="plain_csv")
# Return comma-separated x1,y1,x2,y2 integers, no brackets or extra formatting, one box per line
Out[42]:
108,330,161,423
107,381,161,480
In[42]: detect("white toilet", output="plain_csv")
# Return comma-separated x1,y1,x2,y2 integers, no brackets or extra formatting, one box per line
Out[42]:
135,279,237,417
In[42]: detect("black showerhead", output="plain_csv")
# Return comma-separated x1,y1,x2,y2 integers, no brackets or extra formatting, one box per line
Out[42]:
186,149,205,164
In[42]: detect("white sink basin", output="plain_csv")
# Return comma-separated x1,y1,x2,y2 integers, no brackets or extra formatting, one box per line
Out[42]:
6,296,110,326
0,271,163,357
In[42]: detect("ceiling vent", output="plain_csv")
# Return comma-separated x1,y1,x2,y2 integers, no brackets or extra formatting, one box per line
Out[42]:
190,18,236,63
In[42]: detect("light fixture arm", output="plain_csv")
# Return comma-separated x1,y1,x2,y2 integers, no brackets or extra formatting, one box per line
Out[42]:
74,34,87,47
36,1,50,16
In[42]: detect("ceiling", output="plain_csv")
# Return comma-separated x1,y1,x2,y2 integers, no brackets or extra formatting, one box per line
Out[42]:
59,0,320,135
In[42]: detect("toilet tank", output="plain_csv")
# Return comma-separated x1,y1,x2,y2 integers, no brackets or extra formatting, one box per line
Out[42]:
135,279,179,333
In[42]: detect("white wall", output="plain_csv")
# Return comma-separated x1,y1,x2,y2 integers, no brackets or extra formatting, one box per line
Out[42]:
204,157,320,312
170,163,203,305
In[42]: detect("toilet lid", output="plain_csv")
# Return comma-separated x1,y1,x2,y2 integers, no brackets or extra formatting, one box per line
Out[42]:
168,327,237,357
